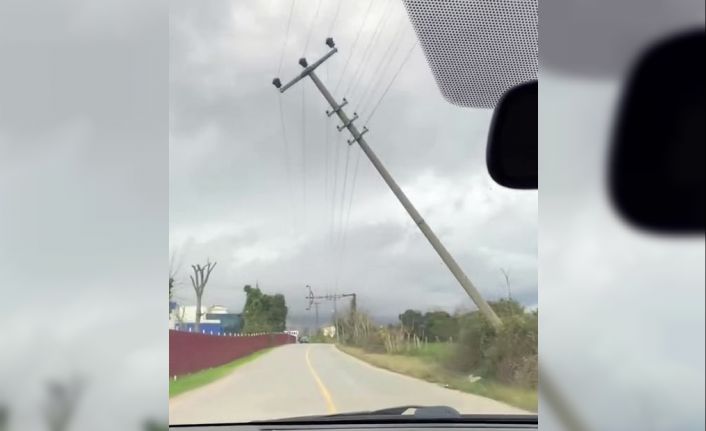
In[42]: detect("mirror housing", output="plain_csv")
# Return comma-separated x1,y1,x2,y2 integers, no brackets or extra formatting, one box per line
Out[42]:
486,81,538,189
610,29,704,233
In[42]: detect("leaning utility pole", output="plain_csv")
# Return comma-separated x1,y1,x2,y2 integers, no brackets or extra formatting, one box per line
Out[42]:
275,39,503,329
275,38,591,431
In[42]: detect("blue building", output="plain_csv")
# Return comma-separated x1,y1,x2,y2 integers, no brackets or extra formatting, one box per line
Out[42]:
171,304,243,334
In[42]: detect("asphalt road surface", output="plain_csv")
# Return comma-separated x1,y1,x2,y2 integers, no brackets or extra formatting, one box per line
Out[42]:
169,343,528,424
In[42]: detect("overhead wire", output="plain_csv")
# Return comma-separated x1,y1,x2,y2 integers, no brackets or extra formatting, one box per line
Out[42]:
344,0,394,102
277,0,297,230
277,0,297,76
324,63,330,203
303,0,323,57
355,17,406,114
277,95,293,220
364,40,418,126
329,134,343,248
334,144,352,289
333,0,375,94
334,1,408,289
327,0,342,37
301,82,307,223
335,5,405,285
329,0,373,285
338,145,362,266
299,0,326,230
328,132,343,288
337,145,352,246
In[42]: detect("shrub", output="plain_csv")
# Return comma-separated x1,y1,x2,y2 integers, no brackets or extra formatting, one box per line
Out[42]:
447,301,537,388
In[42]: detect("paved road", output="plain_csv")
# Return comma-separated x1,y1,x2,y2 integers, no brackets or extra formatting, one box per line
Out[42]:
169,343,527,424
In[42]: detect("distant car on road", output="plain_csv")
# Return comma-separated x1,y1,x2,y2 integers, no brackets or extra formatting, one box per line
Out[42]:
298,336,309,343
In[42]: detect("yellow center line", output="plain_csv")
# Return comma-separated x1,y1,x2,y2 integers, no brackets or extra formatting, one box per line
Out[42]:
305,346,337,414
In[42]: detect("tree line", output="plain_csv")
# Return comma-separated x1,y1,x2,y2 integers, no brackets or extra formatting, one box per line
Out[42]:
335,299,538,389
241,284,287,333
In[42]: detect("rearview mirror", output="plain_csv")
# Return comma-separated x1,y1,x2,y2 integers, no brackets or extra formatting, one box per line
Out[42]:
486,81,538,189
610,29,704,233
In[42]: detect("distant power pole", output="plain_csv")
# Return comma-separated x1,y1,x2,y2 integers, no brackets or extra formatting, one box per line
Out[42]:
275,39,502,330
342,293,356,313
306,285,356,320
500,268,512,300
313,302,320,331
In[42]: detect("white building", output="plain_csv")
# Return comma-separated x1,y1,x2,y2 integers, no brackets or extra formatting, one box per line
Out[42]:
169,304,222,328
322,325,336,337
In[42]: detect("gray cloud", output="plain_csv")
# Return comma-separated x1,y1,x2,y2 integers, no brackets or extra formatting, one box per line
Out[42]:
1,0,167,429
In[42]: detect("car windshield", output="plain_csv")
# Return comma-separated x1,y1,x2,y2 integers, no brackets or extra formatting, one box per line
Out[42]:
169,0,537,425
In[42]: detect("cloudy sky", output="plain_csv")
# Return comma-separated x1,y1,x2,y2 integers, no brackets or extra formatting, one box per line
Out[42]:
169,0,538,328
1,0,167,429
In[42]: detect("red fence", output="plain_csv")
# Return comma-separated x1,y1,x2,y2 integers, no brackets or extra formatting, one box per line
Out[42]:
169,330,295,377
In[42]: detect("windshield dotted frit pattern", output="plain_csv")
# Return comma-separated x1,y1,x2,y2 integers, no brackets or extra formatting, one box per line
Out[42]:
403,0,538,108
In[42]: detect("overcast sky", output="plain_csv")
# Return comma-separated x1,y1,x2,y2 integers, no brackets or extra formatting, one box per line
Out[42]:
169,0,538,328
1,0,167,429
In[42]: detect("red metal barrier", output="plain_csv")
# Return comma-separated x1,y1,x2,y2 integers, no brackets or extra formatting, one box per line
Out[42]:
169,330,295,377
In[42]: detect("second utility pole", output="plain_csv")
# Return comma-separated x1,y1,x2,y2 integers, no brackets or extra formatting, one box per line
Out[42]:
274,39,503,329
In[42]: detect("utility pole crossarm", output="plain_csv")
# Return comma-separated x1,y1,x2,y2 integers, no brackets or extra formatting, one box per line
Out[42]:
273,38,337,93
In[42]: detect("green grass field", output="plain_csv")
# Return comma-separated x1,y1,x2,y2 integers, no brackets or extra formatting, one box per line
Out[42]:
337,344,537,412
169,348,273,398
399,341,455,362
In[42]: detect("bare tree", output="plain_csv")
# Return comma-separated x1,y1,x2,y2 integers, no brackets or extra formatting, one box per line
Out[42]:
500,267,512,300
43,376,84,431
190,260,217,332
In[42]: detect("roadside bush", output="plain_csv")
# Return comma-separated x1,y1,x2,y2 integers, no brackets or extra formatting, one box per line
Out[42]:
336,310,386,352
446,311,497,374
339,300,537,389
492,312,538,388
447,300,537,388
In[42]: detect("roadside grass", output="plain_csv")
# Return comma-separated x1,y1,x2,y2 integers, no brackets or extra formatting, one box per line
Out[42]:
401,342,454,362
169,348,273,398
336,345,537,413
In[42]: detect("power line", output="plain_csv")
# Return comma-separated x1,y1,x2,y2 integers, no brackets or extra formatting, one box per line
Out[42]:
331,25,399,246
328,132,344,290
301,83,307,221
355,17,406,113
364,40,418,125
344,0,394,100
336,145,351,250
329,132,343,247
303,0,323,57
324,63,330,203
338,146,362,270
334,145,352,286
277,0,297,231
327,0,342,36
334,0,375,93
337,145,352,245
277,94,293,220
277,0,297,75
